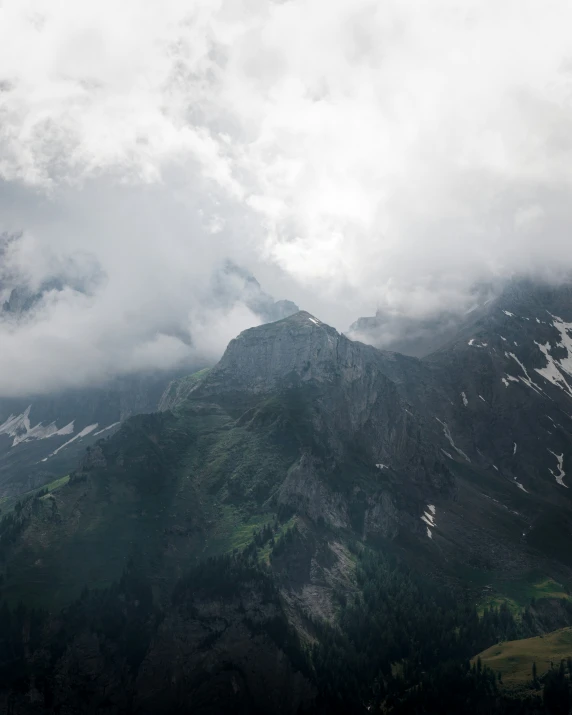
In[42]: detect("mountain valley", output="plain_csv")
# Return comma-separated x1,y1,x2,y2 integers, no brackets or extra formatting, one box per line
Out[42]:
1,279,572,713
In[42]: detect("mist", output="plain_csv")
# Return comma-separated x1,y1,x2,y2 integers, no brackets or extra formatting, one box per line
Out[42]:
2,0,572,395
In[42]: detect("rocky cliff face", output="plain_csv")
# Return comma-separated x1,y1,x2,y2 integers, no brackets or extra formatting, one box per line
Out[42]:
198,312,368,393
196,311,453,500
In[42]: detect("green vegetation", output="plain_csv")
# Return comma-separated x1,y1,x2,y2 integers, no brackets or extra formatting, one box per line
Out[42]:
0,474,70,515
1,380,572,713
476,627,572,686
456,565,571,616
309,546,522,709
0,387,307,608
258,515,297,564
39,474,70,495
1,493,571,713
162,367,211,411
202,507,273,556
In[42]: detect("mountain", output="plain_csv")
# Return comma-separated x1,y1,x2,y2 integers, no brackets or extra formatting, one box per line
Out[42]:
0,280,572,713
347,283,498,357
2,279,70,316
0,265,299,499
0,373,184,499
212,260,300,323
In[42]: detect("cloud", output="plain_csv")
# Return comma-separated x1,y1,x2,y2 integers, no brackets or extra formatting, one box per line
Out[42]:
1,0,572,393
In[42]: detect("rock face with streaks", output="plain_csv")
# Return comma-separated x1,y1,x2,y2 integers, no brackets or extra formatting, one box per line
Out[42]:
195,311,453,500
197,311,372,393
424,280,572,493
348,279,572,495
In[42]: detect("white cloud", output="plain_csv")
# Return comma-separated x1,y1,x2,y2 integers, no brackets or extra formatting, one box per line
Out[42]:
2,0,572,392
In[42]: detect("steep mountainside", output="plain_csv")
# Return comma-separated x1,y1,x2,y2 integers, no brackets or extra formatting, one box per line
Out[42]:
347,283,497,357
1,281,572,713
0,372,184,499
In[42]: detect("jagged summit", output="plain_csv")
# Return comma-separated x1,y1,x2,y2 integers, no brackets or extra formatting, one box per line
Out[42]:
280,310,326,325
193,310,382,396
348,277,572,358
244,309,330,331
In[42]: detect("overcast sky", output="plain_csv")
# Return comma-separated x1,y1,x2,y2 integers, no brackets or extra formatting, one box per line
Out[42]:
1,0,572,395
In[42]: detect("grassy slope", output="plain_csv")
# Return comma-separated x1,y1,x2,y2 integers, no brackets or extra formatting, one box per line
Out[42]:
474,571,571,616
476,626,572,686
0,474,70,514
160,368,211,408
0,391,304,609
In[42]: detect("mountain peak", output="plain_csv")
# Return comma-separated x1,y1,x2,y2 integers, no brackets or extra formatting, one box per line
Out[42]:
277,310,327,327
194,310,374,396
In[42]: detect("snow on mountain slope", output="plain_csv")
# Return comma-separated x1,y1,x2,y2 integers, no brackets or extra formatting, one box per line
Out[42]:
42,423,100,461
0,394,129,497
0,406,75,447
421,280,572,499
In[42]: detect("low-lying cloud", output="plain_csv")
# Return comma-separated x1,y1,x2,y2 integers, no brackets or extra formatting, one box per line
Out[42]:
1,0,572,395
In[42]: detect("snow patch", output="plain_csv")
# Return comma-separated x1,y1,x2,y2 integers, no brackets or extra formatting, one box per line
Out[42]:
0,406,76,447
56,421,75,436
375,463,388,470
513,442,517,455
533,315,572,396
503,310,515,317
47,424,99,459
436,418,471,462
421,504,437,538
510,473,529,492
493,465,498,471
479,395,486,403
461,392,468,407
545,415,564,430
502,375,519,388
93,422,121,437
535,342,572,396
500,335,507,341
505,352,544,394
441,449,453,459
548,449,567,487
